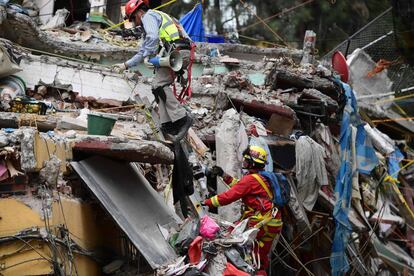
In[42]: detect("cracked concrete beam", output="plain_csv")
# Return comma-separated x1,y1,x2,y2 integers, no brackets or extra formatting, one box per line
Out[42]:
72,136,174,164
0,11,136,60
266,68,338,96
0,112,58,131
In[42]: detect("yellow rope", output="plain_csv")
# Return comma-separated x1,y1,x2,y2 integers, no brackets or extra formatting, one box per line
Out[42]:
392,102,409,118
238,34,281,47
390,159,414,179
372,117,414,123
238,0,287,45
239,0,315,32
375,93,414,104
154,0,178,10
104,20,128,31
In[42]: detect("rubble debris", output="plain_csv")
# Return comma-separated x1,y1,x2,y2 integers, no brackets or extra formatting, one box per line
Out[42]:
266,113,295,136
266,64,338,96
300,30,316,65
0,15,413,275
39,155,61,187
0,42,21,78
40,9,69,30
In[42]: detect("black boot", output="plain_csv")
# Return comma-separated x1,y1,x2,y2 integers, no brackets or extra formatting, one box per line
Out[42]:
172,115,193,143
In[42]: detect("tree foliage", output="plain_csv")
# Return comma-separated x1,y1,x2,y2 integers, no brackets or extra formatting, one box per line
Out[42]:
165,0,391,53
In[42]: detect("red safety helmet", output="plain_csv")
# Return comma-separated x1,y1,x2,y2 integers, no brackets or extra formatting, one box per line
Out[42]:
125,0,149,20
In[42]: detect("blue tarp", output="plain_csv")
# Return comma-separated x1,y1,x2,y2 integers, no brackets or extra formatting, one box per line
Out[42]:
330,81,378,275
388,148,404,179
356,124,379,174
179,3,206,42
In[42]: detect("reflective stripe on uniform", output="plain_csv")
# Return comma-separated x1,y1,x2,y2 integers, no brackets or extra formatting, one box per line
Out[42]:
211,195,220,207
229,177,238,187
152,10,180,42
267,218,283,227
261,236,275,242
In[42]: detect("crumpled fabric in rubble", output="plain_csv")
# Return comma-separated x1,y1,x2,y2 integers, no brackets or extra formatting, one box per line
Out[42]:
199,215,220,239
295,135,328,211
314,123,340,182
223,262,250,276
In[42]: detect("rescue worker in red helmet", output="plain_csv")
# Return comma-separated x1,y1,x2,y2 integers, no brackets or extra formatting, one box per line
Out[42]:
204,146,282,275
113,0,193,142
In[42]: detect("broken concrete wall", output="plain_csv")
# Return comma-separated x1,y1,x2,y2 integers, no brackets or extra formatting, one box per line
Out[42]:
16,55,154,102
0,197,117,275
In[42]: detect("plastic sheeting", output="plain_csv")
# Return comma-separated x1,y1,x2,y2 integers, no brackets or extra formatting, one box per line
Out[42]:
179,4,206,42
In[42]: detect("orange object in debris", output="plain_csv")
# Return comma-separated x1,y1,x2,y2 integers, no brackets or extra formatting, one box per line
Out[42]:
367,59,394,78
188,236,203,264
223,262,250,276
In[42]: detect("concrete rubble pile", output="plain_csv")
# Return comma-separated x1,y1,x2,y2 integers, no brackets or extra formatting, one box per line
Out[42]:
0,8,413,276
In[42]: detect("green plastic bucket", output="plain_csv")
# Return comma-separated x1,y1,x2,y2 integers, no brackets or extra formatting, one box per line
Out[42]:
87,113,117,136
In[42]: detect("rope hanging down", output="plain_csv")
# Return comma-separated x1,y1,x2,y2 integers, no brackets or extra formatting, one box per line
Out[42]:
239,0,315,32
238,0,287,45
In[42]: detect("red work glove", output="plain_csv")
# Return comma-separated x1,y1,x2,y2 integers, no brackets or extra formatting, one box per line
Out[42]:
204,198,213,208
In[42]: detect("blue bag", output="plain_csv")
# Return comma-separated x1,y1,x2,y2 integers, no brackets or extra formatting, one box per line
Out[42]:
258,171,291,207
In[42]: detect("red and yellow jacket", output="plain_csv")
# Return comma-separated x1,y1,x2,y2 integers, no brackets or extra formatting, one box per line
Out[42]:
204,171,282,227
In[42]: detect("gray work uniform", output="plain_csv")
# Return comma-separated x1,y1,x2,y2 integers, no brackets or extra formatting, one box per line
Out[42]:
125,10,189,124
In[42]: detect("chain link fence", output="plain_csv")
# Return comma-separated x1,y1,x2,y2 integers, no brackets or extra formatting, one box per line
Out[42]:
323,7,414,95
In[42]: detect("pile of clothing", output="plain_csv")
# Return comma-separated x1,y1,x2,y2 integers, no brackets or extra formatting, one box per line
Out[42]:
160,215,269,275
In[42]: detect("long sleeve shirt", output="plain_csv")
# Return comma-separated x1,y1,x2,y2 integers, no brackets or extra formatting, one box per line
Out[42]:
125,10,161,68
205,172,275,218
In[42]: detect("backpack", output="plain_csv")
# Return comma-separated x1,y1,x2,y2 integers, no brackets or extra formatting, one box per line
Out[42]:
252,171,291,207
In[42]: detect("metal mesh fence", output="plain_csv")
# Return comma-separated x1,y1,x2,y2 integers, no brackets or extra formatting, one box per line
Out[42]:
324,7,414,94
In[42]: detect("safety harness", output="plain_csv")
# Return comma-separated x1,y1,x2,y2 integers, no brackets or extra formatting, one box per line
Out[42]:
211,173,282,246
152,10,195,103
250,174,282,245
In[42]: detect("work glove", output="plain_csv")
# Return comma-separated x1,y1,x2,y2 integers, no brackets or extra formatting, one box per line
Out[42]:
209,166,224,178
112,63,127,73
203,199,213,209
148,56,160,68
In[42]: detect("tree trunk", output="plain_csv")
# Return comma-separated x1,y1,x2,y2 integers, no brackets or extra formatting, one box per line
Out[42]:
214,0,223,34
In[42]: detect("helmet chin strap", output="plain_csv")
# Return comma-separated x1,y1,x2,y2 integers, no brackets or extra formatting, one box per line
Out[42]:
242,157,254,170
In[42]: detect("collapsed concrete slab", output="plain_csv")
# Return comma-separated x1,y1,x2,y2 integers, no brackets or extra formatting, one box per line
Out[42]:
0,11,136,61
71,156,180,269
